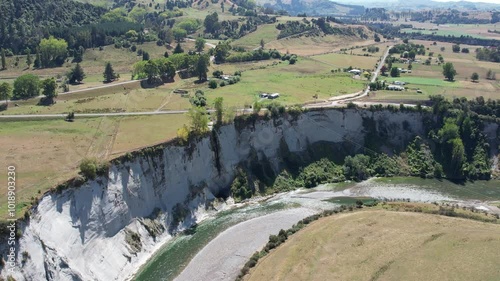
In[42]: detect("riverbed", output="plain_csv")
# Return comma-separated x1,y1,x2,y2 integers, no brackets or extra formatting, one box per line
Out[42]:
134,177,500,281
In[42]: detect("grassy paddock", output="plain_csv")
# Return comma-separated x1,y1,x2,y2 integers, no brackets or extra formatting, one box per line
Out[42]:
246,209,500,281
0,114,188,219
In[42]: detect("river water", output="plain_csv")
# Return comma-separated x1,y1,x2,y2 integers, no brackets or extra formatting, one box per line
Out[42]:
134,177,500,281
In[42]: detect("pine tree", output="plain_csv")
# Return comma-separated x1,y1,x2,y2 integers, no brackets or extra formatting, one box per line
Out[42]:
173,43,184,54
34,48,41,68
25,48,32,68
103,62,118,83
196,55,208,81
1,48,6,70
68,63,86,84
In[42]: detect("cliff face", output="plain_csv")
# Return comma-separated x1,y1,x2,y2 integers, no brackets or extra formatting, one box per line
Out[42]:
1,109,495,281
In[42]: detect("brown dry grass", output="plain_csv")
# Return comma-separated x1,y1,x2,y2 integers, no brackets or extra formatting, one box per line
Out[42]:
0,114,188,219
246,210,500,281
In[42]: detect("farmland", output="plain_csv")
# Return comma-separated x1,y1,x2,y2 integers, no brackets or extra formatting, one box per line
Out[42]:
246,209,500,281
0,14,379,219
364,40,500,103
0,114,189,219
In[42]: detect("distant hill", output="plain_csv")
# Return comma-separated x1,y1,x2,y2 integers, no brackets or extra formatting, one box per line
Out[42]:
0,0,106,52
255,0,365,16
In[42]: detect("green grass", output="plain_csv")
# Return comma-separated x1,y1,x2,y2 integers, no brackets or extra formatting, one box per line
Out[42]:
206,58,366,107
384,76,461,87
324,196,378,206
231,24,281,50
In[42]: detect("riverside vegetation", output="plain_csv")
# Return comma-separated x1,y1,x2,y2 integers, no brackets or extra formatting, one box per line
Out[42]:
230,96,499,202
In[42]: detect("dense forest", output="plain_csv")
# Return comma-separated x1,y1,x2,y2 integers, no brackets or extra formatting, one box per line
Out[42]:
0,0,106,53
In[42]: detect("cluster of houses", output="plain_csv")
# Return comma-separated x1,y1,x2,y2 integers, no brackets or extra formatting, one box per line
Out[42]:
259,93,280,99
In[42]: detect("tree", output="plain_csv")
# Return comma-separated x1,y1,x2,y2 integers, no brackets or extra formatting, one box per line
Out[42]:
67,63,86,84
204,12,220,34
209,80,218,89
190,90,207,107
73,46,84,63
187,105,209,134
374,34,381,42
41,78,57,104
174,43,184,54
260,39,265,49
195,38,206,53
142,51,150,61
173,28,187,42
158,60,176,81
214,42,231,63
1,48,6,70
380,65,388,76
214,97,224,125
390,66,400,77
13,74,40,99
471,72,479,82
486,69,496,80
103,62,118,82
442,62,457,81
34,48,41,68
164,51,169,58
39,36,68,67
195,55,209,81
452,44,460,53
408,50,416,60
0,82,12,104
25,48,32,68
144,60,159,83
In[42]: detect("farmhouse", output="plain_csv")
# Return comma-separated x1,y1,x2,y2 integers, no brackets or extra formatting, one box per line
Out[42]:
393,81,406,85
269,93,280,99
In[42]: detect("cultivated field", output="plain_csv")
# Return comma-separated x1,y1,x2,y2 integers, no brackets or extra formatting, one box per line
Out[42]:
246,210,500,281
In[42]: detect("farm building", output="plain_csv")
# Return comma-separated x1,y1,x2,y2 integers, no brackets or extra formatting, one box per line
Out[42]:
348,69,361,75
388,85,404,91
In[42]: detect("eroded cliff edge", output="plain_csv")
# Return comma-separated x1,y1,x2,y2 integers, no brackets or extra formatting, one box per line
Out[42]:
1,108,498,281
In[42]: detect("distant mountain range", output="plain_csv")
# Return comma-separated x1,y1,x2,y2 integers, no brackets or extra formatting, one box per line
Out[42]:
334,0,500,10
255,0,365,16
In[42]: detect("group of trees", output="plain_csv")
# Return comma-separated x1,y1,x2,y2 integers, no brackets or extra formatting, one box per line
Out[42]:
0,0,106,53
203,12,276,39
475,47,500,63
133,57,176,83
5,74,57,103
